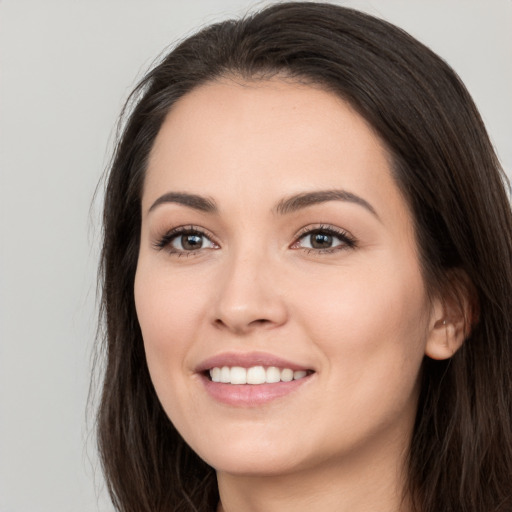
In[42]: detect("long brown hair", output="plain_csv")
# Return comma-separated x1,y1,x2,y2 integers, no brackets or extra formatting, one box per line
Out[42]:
97,3,512,511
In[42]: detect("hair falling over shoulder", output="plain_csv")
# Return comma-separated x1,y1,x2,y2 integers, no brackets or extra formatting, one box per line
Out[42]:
96,3,512,511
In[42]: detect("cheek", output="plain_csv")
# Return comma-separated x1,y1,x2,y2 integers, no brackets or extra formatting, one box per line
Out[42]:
296,257,430,383
133,262,215,439
292,263,429,447
133,262,204,387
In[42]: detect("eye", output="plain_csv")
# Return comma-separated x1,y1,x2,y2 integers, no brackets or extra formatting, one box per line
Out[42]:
292,226,356,253
172,232,215,251
155,226,218,255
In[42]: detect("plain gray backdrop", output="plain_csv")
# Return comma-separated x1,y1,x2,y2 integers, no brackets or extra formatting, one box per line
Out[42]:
0,1,511,511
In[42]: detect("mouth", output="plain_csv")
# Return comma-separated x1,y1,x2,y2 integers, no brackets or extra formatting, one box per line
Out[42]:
205,365,314,385
196,353,315,406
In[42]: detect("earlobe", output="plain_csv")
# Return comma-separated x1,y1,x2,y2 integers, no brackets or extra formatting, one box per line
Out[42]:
424,271,477,361
425,316,466,360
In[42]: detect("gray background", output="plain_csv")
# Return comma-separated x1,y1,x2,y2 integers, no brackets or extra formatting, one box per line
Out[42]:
1,1,510,511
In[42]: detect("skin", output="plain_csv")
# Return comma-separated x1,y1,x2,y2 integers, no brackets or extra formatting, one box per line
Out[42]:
134,78,455,512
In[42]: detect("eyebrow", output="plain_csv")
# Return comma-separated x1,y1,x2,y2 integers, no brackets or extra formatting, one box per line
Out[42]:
274,189,378,217
147,189,378,218
148,192,218,214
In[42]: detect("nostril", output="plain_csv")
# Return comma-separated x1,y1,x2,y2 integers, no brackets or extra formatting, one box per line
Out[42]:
252,318,271,325
213,317,272,330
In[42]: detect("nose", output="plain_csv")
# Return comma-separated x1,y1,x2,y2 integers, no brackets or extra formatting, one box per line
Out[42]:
212,249,288,335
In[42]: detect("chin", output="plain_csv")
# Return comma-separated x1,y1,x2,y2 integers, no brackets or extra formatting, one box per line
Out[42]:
208,453,304,477
189,433,307,476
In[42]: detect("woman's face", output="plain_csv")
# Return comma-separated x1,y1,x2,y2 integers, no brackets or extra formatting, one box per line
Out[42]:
135,78,439,476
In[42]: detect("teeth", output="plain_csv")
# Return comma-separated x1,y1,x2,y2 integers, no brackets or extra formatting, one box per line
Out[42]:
217,366,228,383
266,366,281,383
211,367,221,382
230,366,247,384
208,365,310,384
281,368,293,382
247,366,266,384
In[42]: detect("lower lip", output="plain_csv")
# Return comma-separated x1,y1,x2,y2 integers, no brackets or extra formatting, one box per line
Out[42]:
200,374,312,407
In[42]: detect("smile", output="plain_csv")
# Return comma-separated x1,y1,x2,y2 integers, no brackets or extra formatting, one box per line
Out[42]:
197,352,315,406
209,365,310,384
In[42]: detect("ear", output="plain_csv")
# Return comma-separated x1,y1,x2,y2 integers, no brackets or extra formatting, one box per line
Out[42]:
425,270,478,360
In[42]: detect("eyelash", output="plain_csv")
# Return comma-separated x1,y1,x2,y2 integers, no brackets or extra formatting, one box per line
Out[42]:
154,225,218,257
154,224,357,256
293,224,357,254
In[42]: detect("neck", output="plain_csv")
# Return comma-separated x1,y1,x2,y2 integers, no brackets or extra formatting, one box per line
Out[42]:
216,438,413,512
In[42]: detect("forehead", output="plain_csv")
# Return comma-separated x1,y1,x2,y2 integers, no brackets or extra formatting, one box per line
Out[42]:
143,78,406,224
148,77,388,169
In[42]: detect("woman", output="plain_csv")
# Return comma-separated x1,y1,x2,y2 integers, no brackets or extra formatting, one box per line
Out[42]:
97,2,512,511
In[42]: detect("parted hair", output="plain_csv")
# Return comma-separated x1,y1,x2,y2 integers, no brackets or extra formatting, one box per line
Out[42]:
97,3,512,511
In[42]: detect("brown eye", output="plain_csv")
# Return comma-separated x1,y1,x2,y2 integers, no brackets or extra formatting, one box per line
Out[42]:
309,232,333,249
293,227,355,252
179,234,204,250
162,229,217,253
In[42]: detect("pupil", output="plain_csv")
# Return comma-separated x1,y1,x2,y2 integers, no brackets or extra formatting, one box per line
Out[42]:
311,233,332,248
182,234,202,250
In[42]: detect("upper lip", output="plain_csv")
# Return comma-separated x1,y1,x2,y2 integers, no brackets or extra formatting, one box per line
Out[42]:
196,351,313,373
